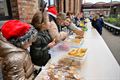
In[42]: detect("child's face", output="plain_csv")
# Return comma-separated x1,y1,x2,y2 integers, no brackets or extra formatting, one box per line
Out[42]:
57,18,65,26
22,37,37,49
22,41,32,49
64,18,71,26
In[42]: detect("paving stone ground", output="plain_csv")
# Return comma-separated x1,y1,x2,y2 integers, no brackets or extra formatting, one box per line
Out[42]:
102,28,120,65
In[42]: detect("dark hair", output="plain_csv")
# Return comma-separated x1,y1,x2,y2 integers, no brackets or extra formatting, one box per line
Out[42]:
66,12,71,16
31,11,44,31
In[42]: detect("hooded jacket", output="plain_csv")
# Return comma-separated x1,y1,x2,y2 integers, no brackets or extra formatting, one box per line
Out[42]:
0,33,34,80
30,30,52,66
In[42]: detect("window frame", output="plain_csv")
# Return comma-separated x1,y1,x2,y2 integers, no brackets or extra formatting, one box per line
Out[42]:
48,0,55,6
0,0,12,20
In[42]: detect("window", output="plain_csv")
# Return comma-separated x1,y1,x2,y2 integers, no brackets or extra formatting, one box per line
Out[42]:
49,0,54,5
44,0,55,6
0,0,12,20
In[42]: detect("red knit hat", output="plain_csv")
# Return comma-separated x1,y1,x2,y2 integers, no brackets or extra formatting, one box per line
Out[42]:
1,20,30,40
47,6,58,18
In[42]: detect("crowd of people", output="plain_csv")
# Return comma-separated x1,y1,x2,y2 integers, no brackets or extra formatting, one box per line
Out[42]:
0,3,104,80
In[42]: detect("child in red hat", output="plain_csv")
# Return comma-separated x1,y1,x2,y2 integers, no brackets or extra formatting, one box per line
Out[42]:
47,6,68,42
0,20,37,80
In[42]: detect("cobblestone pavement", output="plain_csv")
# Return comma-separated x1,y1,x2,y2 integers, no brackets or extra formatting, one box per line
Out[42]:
102,28,120,65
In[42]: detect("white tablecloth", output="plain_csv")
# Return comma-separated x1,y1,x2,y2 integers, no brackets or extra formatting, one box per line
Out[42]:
35,22,120,80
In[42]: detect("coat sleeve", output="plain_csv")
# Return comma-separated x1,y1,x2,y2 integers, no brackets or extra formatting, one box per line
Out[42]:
48,21,67,42
68,22,78,30
2,52,34,80
67,23,84,37
91,20,96,28
31,36,50,52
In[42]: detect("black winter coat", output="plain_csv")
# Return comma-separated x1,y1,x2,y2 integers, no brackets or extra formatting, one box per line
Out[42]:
92,18,103,35
30,30,52,66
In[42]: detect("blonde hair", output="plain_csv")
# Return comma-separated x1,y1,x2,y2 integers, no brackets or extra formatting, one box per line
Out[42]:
93,14,99,20
57,12,66,20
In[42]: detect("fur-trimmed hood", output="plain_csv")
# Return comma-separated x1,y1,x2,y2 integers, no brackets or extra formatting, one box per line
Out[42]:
0,32,24,57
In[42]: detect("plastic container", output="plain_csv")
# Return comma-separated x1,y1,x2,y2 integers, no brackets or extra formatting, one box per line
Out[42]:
67,48,88,64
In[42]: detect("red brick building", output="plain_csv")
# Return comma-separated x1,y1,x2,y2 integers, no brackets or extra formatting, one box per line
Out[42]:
0,0,83,23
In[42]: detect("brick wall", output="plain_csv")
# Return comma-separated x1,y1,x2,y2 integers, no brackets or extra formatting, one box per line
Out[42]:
10,0,19,19
10,0,39,23
10,0,83,23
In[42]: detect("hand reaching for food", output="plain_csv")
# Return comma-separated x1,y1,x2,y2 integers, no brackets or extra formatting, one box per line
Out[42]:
58,43,70,51
48,39,56,48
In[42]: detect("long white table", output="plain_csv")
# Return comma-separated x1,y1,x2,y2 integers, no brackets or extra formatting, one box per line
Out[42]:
35,21,120,80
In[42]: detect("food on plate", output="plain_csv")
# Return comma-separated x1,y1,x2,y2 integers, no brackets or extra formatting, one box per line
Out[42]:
68,48,87,57
40,66,81,79
58,58,73,66
69,66,76,71
72,39,81,44
75,35,84,39
58,57,81,69
65,71,81,80
40,56,83,80
49,64,55,69
68,49,77,55
71,61,81,68
74,73,81,80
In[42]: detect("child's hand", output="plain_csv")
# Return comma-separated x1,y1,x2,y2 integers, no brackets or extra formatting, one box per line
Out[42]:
48,39,56,48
